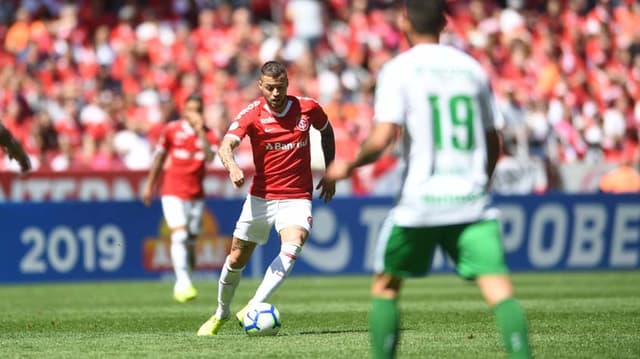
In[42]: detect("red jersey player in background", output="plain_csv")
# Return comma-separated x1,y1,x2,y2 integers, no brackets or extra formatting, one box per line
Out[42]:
0,123,32,173
197,61,336,336
142,93,218,303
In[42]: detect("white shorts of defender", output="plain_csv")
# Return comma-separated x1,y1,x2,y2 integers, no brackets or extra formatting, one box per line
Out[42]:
161,196,205,234
233,195,312,244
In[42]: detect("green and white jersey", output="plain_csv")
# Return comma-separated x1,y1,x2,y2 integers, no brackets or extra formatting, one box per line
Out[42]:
374,44,501,227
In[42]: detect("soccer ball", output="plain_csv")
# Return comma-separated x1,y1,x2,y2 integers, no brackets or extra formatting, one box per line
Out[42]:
242,302,281,336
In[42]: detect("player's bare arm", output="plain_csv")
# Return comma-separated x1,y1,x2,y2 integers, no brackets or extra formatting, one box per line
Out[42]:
186,110,215,163
325,122,398,181
0,123,31,173
198,129,215,163
219,136,245,188
486,128,500,179
316,122,336,202
141,151,167,206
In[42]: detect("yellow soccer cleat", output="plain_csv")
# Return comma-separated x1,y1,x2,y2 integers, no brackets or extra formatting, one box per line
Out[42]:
197,315,229,336
235,303,251,327
174,285,198,303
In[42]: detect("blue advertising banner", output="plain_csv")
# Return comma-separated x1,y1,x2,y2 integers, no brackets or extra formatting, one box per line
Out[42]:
493,193,640,271
0,194,638,283
0,200,243,283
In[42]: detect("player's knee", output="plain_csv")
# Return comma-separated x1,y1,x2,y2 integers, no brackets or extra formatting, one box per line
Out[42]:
477,275,514,306
279,226,308,246
370,274,401,298
171,228,188,243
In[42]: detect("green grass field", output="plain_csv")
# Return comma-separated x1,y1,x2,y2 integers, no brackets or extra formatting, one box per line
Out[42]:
1,271,639,358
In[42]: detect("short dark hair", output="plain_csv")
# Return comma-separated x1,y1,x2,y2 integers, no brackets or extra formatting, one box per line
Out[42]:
260,61,287,79
186,92,203,111
404,0,447,36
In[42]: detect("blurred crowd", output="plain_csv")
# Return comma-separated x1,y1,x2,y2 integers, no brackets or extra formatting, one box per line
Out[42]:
0,0,639,193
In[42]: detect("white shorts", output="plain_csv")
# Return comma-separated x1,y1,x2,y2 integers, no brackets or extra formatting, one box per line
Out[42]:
233,195,312,244
161,196,205,235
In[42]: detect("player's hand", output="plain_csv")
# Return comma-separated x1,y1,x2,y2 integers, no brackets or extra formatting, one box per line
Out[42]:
324,160,353,181
141,186,153,206
316,177,336,203
229,167,245,188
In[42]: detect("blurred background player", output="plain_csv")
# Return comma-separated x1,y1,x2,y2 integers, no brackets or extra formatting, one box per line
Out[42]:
0,122,31,173
325,1,532,358
141,93,218,303
197,60,335,336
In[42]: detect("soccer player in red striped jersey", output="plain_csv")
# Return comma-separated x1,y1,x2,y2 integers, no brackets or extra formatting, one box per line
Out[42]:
197,60,336,336
142,93,218,303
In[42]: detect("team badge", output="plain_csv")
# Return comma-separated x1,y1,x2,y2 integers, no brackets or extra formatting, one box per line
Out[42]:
296,116,310,131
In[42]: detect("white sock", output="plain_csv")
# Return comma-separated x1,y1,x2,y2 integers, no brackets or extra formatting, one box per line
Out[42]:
215,256,244,319
250,243,301,304
171,229,191,292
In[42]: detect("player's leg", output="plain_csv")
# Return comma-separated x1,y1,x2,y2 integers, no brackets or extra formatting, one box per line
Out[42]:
370,218,437,359
248,226,306,305
218,195,272,318
245,199,311,307
198,236,258,336
198,195,270,335
443,220,532,358
161,196,196,302
185,200,206,269
216,237,257,319
370,273,402,359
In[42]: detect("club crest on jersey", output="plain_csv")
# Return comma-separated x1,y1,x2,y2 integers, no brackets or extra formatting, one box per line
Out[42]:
296,115,310,131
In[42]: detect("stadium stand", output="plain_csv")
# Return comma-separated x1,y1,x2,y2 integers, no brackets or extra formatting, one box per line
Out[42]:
0,0,638,194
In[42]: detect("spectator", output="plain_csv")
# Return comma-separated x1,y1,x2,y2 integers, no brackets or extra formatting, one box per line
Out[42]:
112,117,152,170
492,137,549,195
32,110,59,165
0,0,637,196
598,158,640,193
285,0,326,51
4,7,32,54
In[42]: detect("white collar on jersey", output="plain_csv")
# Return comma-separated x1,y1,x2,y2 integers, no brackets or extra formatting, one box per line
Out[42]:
180,119,195,134
263,99,292,117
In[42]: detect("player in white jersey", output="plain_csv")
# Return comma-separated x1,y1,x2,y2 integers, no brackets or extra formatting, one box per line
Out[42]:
325,1,532,358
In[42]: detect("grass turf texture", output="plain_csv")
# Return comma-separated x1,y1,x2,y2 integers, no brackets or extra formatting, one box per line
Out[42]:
1,271,639,358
